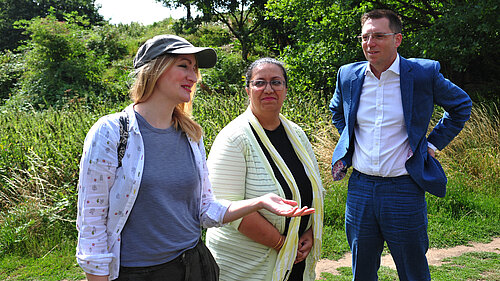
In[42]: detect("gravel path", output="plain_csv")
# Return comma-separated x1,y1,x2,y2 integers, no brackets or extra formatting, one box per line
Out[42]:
315,237,500,277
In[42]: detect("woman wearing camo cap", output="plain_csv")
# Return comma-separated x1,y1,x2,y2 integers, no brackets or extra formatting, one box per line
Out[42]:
75,35,315,281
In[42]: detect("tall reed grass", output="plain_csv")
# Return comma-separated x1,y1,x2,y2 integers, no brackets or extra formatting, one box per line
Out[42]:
0,104,122,256
440,103,499,193
0,93,498,258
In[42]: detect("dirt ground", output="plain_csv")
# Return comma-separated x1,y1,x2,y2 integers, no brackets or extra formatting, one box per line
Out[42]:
315,237,500,277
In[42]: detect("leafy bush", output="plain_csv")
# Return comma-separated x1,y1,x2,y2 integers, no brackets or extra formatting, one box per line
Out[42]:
267,0,499,103
410,0,500,96
0,51,23,104
199,48,247,95
87,24,129,63
186,23,233,48
7,14,108,109
267,0,363,103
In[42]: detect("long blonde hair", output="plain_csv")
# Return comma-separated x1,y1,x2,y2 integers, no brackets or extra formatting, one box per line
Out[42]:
129,54,203,142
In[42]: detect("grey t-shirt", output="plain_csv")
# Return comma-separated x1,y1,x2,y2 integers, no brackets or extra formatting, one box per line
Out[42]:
120,111,201,267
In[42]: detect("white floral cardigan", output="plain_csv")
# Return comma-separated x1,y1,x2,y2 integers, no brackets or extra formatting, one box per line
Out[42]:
76,104,230,280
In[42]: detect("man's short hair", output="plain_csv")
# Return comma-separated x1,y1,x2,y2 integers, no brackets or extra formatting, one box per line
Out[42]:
361,9,402,33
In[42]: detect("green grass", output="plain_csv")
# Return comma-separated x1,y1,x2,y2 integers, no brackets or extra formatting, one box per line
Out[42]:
0,242,85,281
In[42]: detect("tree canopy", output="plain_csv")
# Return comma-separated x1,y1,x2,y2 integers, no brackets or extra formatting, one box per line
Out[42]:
0,0,103,51
0,0,497,107
158,0,270,61
266,0,499,101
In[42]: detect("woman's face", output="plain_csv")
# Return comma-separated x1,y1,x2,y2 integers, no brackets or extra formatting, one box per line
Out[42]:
154,54,198,106
246,63,287,119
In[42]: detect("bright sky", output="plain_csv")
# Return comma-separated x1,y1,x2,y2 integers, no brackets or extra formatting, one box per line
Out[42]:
94,0,186,25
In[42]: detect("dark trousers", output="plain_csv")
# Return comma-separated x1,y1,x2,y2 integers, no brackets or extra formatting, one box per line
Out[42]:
345,169,431,281
114,240,218,281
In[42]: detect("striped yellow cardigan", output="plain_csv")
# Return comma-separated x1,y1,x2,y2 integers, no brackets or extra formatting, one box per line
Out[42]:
206,108,324,281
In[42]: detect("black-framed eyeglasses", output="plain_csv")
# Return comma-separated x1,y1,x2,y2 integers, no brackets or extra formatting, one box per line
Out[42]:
357,32,399,43
249,79,286,90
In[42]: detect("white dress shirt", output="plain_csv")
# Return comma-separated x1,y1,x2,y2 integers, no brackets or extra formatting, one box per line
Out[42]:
352,55,412,177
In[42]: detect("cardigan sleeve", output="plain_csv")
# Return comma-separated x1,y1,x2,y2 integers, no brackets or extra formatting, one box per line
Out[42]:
76,118,118,276
195,137,231,228
207,127,248,230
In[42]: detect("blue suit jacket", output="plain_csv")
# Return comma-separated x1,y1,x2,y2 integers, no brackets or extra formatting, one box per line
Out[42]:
329,56,472,197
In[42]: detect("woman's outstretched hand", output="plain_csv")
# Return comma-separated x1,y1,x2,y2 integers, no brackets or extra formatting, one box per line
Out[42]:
260,193,315,217
222,193,315,223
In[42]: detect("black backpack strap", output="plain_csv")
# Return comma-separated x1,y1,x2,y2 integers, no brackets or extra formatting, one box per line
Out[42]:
117,111,129,168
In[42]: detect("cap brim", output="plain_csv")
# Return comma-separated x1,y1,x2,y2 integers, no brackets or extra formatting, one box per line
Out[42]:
170,47,217,68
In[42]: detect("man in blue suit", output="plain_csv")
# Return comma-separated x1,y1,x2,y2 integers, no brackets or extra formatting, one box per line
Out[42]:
329,9,471,281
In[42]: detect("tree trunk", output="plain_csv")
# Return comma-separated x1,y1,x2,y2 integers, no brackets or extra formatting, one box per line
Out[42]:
185,4,191,20
240,38,249,62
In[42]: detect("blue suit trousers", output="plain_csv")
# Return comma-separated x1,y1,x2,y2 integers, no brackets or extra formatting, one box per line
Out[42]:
345,170,431,281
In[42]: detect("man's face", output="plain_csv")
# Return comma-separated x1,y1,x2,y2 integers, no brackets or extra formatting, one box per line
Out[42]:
361,17,402,76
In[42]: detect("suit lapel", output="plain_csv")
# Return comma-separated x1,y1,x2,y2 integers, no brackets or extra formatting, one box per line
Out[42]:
400,57,414,138
348,64,366,135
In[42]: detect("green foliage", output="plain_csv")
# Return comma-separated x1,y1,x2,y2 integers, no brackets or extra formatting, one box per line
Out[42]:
4,14,137,109
399,0,500,96
266,0,499,102
193,90,247,150
86,24,133,102
171,0,270,61
199,48,247,95
0,0,104,51
9,15,106,108
320,225,350,260
0,50,23,104
87,24,129,63
0,199,73,257
156,0,194,20
267,0,364,103
183,22,233,47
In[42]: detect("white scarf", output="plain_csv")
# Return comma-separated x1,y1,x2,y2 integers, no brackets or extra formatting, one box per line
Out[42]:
243,108,324,281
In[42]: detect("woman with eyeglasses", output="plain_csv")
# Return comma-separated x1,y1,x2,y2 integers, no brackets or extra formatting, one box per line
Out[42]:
206,58,324,281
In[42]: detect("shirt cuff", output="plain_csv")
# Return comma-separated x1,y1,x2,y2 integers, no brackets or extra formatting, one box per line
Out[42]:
202,199,231,228
427,142,438,152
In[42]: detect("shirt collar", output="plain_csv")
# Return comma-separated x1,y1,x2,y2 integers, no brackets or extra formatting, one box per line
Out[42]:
365,53,400,76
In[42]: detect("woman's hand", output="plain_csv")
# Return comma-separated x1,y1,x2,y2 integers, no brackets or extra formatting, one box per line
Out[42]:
295,228,313,264
223,193,314,223
260,193,315,217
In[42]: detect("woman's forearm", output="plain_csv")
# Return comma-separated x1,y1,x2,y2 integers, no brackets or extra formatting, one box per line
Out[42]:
222,196,262,223
86,273,109,281
238,212,285,251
